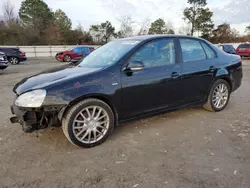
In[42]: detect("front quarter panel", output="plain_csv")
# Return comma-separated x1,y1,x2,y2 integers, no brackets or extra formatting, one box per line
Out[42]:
42,65,122,112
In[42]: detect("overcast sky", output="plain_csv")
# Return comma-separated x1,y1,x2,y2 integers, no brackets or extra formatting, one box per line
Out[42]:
1,0,249,34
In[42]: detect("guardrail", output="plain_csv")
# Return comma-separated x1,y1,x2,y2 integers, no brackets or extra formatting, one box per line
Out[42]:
0,45,101,58
0,43,245,58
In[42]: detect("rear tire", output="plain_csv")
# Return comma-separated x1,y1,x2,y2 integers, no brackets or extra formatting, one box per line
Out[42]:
62,98,115,148
203,79,231,112
63,55,71,62
9,57,19,65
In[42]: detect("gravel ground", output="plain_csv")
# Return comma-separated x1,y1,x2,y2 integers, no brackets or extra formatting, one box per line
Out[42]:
0,58,250,188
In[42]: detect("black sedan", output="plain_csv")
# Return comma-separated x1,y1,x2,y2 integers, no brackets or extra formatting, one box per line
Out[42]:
0,47,27,64
10,35,243,148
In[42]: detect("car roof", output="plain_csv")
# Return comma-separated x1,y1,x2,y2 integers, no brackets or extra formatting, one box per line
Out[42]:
118,34,204,41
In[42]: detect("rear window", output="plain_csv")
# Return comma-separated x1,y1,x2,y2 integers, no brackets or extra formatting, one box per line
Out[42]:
238,44,250,49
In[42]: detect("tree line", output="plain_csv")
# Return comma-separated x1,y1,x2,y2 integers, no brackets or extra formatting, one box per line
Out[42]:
0,0,250,45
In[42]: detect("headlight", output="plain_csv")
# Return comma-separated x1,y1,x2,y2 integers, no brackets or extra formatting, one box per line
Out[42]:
15,90,46,107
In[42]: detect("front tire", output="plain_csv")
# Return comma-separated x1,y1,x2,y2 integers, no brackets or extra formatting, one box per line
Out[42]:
63,55,71,62
62,99,115,148
203,79,231,112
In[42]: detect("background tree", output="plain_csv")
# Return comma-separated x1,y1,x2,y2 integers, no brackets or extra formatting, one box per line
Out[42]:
210,23,242,43
183,0,210,36
117,15,134,38
148,18,168,34
148,18,175,34
137,18,150,35
90,21,115,44
196,8,214,39
54,9,72,44
3,0,18,26
245,25,250,35
19,0,54,43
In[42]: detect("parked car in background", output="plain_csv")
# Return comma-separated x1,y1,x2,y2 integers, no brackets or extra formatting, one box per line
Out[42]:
236,43,250,57
55,46,95,62
0,47,27,64
0,51,8,70
217,44,237,55
10,35,242,148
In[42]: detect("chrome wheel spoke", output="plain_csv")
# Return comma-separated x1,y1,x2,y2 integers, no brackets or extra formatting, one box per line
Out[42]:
76,127,87,137
97,115,106,121
93,130,97,142
95,108,102,119
80,112,87,120
80,131,90,140
86,108,91,118
88,130,92,143
97,124,106,129
96,129,103,135
74,119,86,124
92,107,97,117
99,120,108,125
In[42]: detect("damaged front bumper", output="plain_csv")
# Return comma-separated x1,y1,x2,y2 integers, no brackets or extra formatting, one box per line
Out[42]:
10,105,66,133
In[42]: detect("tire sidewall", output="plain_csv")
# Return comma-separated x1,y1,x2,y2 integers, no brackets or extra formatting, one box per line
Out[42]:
66,100,114,148
209,80,231,112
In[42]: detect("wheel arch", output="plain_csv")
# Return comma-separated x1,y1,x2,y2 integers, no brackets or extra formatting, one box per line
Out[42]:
215,68,232,91
59,94,119,126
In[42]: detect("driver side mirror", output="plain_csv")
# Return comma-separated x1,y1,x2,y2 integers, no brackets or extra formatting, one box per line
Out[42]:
124,60,145,71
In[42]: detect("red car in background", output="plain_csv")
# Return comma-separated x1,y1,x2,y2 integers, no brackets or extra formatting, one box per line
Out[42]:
55,46,95,62
236,43,250,57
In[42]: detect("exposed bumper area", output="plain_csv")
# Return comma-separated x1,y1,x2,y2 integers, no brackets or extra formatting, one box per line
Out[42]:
0,62,8,70
10,105,64,133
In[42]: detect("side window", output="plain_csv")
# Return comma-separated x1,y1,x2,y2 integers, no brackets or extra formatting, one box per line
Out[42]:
180,39,206,63
129,39,175,68
73,47,82,54
201,42,216,59
82,47,90,55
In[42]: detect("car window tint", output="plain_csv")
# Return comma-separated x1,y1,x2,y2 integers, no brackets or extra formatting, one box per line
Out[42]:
82,47,90,55
180,39,206,62
238,44,250,49
201,42,216,59
73,47,82,53
130,39,175,68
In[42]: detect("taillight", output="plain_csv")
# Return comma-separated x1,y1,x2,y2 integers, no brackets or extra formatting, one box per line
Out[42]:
20,51,25,56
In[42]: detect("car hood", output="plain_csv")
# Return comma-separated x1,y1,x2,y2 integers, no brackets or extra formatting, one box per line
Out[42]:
13,64,101,95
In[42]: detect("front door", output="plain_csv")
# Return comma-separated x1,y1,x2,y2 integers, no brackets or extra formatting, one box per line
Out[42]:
120,38,182,119
178,38,218,104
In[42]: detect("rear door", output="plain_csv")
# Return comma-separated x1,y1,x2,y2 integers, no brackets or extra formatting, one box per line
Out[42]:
178,38,218,104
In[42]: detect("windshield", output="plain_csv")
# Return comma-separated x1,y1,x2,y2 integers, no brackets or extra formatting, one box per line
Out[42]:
78,40,140,68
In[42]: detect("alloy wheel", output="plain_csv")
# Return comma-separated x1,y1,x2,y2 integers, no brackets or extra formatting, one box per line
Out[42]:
212,83,229,109
10,57,18,64
72,106,110,144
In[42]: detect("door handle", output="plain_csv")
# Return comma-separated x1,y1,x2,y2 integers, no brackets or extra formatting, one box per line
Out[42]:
171,72,180,78
209,66,216,72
